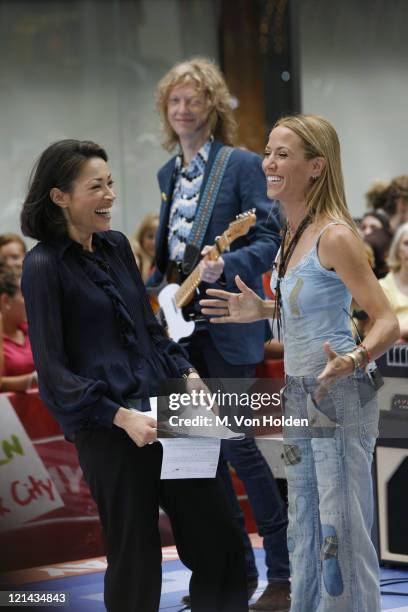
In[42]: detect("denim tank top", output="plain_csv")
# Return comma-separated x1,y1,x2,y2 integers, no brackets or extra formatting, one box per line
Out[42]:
271,222,355,376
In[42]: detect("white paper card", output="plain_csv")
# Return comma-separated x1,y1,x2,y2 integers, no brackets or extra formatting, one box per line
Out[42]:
147,397,221,479
159,437,221,479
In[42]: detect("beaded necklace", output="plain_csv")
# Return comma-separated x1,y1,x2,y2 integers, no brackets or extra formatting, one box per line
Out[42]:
273,214,312,340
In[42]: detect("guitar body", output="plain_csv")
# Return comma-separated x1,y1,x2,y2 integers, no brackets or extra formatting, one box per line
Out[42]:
147,261,181,314
148,292,160,314
158,283,195,342
155,211,256,341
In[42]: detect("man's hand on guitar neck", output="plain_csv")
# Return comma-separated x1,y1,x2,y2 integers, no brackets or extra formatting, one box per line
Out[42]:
199,245,225,284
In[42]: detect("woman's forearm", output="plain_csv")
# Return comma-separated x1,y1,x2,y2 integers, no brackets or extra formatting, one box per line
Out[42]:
260,299,276,320
357,314,400,361
0,372,37,393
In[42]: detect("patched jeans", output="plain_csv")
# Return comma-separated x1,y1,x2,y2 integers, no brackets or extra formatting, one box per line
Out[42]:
282,373,380,612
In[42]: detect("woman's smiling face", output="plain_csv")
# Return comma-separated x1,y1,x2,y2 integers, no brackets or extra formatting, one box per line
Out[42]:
262,125,317,205
54,157,116,241
0,241,25,270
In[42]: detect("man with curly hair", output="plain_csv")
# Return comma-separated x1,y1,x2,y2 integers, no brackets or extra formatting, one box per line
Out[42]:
150,57,290,611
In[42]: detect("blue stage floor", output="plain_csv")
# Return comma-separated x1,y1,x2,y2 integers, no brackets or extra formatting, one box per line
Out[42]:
8,549,408,611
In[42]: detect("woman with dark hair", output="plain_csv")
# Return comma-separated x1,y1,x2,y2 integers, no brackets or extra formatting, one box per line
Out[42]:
359,210,392,279
360,209,391,238
21,139,247,612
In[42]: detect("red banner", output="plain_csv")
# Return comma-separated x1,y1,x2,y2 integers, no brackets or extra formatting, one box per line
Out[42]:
0,391,104,573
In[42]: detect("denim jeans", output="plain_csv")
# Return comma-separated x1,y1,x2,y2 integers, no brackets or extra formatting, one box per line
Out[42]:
219,437,290,583
282,373,380,612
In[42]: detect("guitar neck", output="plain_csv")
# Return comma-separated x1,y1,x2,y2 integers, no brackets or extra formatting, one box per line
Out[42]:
173,210,256,309
174,238,228,309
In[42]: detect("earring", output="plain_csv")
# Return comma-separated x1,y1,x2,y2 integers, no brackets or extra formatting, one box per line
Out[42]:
312,175,319,181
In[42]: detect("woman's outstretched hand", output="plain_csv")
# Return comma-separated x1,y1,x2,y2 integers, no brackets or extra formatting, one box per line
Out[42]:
199,275,266,324
314,341,354,403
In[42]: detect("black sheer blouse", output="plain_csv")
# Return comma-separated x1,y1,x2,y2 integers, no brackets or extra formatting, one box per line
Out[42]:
21,231,191,440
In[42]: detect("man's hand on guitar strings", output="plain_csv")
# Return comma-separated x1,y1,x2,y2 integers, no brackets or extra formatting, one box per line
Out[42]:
199,245,225,283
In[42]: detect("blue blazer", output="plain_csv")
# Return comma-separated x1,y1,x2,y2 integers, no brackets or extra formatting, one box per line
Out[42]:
151,139,281,365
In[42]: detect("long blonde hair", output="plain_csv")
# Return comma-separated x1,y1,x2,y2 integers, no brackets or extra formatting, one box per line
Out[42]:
131,212,159,282
155,57,237,151
274,114,357,232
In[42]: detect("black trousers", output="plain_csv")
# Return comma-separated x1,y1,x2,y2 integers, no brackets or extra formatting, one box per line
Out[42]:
75,426,248,612
181,331,290,583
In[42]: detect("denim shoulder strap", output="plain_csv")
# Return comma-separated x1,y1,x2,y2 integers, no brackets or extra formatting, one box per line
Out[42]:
182,146,233,274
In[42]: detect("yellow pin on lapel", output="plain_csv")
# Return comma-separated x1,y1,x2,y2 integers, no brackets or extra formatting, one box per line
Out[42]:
161,192,167,202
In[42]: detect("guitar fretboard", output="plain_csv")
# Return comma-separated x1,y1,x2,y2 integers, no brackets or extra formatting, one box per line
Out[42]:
173,210,256,309
174,238,227,308
174,266,202,308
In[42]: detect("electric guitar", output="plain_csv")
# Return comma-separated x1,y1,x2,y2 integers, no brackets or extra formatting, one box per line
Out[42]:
156,210,256,341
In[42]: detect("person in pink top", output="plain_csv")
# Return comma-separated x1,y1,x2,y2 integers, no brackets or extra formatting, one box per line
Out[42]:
0,261,37,392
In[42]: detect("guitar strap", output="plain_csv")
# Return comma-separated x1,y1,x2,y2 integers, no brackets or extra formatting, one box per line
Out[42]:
181,145,234,275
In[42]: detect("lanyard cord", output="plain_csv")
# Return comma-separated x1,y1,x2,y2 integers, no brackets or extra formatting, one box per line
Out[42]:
273,215,312,341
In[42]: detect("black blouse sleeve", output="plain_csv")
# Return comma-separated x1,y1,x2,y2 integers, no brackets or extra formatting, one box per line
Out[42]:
117,233,192,377
21,247,121,432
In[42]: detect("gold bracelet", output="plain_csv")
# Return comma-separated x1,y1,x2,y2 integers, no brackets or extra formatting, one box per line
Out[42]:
344,352,359,371
355,346,369,367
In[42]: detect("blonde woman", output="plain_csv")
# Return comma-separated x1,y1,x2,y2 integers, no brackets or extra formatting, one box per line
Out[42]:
131,212,159,282
201,114,399,612
380,221,408,341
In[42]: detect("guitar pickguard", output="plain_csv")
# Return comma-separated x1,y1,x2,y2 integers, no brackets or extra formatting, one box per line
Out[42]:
155,210,256,341
158,283,195,342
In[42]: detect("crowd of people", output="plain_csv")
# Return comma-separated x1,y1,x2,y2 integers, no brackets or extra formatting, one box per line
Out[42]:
0,55,406,612
353,181,408,341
